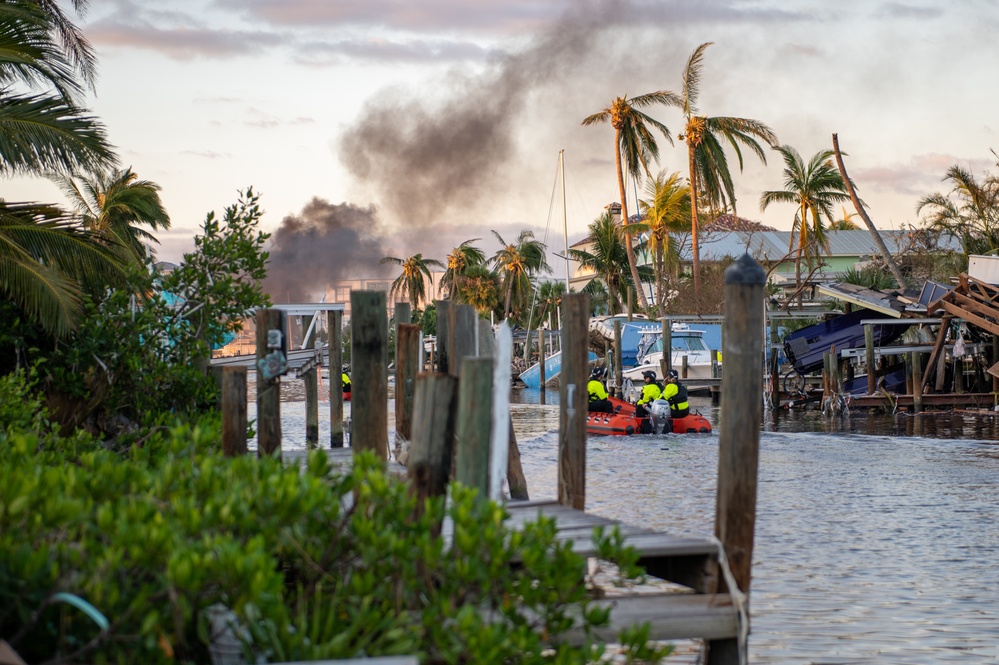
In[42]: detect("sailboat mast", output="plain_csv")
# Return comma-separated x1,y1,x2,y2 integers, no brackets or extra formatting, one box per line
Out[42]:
560,149,570,290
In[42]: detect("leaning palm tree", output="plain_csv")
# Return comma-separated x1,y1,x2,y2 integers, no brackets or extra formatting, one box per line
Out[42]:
53,167,170,265
380,253,443,313
568,210,631,314
678,42,778,301
829,206,860,231
916,162,999,257
759,145,850,293
440,238,486,300
490,229,550,321
582,90,681,310
635,170,691,318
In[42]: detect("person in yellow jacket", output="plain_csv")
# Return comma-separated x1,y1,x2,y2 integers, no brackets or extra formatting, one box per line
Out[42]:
634,370,662,417
661,369,689,418
587,367,613,413
341,365,351,396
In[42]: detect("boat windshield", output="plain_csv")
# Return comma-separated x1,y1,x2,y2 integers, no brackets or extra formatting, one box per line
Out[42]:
672,336,707,352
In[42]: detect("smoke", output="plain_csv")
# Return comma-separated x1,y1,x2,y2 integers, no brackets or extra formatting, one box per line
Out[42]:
262,198,395,302
336,2,633,229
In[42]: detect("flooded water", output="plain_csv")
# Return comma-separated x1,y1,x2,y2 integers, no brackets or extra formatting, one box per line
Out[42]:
256,375,999,663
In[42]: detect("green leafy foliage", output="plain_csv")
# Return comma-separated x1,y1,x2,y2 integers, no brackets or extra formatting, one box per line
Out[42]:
0,421,672,664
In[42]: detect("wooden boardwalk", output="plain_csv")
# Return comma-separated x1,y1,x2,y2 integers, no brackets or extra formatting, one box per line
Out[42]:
282,448,739,650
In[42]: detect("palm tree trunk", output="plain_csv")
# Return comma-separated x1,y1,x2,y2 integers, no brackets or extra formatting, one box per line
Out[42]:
615,130,649,311
832,133,907,288
688,143,702,303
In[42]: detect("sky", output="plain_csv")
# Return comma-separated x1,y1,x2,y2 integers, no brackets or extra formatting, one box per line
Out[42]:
9,0,999,300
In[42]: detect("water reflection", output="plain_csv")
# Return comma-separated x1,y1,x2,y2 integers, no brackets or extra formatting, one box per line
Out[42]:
256,378,999,662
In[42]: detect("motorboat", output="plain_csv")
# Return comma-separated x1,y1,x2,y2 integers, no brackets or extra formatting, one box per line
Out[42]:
586,396,712,436
620,323,720,382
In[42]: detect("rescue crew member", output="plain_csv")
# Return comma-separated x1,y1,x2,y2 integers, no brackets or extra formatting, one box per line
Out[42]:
634,370,662,417
587,367,613,413
661,369,689,418
342,365,351,396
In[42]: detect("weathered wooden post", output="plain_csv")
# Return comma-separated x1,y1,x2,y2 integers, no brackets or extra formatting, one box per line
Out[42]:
711,349,720,379
455,357,493,494
396,323,421,451
864,324,876,395
351,291,388,461
303,315,319,447
539,328,546,404
221,366,248,456
993,334,999,393
681,355,689,379
769,315,780,410
558,293,590,510
255,308,284,458
395,302,411,325
409,373,458,503
663,317,673,375
912,350,923,414
436,300,451,375
328,310,344,448
613,320,623,398
708,254,764,665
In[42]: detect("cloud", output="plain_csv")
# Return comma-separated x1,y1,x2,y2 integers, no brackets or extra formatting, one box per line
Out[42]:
853,153,993,197
214,0,565,34
293,37,495,66
89,19,286,60
180,149,232,159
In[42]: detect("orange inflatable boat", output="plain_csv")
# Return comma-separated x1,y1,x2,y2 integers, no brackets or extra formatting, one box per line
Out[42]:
586,397,712,436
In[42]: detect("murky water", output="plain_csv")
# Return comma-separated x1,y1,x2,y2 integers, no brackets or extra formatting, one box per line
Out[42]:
255,376,999,663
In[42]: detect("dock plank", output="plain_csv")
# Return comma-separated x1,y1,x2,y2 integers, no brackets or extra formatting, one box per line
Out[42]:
559,593,738,643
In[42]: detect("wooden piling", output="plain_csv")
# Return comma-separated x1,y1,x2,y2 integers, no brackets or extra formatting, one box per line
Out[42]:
864,324,876,395
711,350,720,379
327,310,344,448
395,302,411,325
681,355,689,379
455,357,493,494
304,366,318,447
613,320,623,398
409,373,458,502
558,293,590,510
912,350,923,414
221,366,248,456
351,291,389,461
663,317,673,375
449,304,477,379
708,254,764,665
539,328,546,403
255,308,283,458
769,316,780,409
396,323,421,447
436,300,451,375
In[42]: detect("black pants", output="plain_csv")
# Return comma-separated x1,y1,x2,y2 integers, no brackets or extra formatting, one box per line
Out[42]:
588,399,613,413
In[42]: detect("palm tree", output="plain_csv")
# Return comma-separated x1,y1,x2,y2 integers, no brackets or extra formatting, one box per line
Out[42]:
456,264,500,317
534,279,567,330
582,91,681,310
28,0,98,89
0,201,123,337
678,42,777,301
829,206,860,231
635,171,691,318
53,167,170,265
440,238,486,300
759,145,850,293
490,229,550,321
0,1,115,176
0,0,119,337
380,253,443,312
917,162,999,257
568,210,631,314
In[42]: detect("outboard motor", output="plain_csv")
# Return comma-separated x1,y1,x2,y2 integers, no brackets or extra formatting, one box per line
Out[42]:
649,399,673,434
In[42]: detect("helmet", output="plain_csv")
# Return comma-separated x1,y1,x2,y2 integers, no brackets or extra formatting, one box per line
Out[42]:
590,366,605,379
342,365,350,373
666,369,679,380
642,370,657,382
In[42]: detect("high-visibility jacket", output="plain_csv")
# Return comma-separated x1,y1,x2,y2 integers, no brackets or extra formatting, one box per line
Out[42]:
661,381,689,413
342,373,351,391
587,379,609,401
637,382,662,406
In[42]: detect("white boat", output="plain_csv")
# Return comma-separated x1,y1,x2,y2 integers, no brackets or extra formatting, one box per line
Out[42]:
620,323,720,382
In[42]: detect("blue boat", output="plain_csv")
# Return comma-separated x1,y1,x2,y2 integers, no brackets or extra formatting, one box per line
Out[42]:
783,309,909,375
519,350,598,389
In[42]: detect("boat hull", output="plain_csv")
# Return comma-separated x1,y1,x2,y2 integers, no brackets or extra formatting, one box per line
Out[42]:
586,397,712,436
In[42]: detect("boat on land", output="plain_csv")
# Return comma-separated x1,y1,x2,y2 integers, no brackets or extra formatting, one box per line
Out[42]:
620,323,720,382
518,350,598,389
586,396,712,436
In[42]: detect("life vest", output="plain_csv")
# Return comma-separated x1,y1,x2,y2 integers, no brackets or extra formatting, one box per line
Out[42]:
637,382,662,405
663,382,688,411
587,379,608,401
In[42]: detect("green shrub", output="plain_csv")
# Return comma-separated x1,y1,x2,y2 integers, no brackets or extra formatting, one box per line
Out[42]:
0,421,672,664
